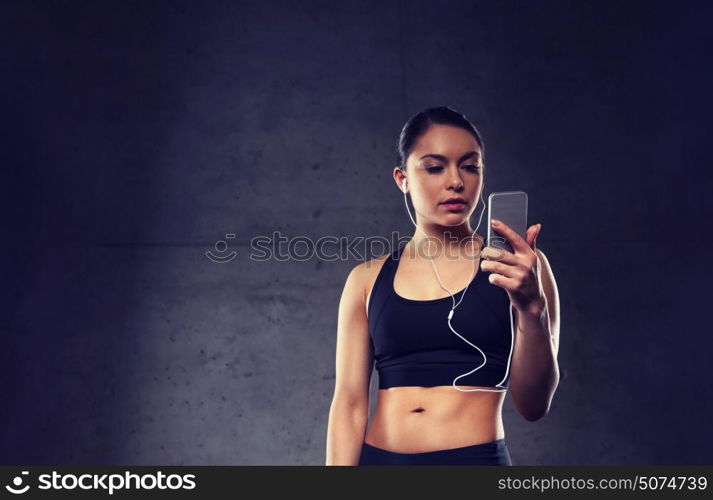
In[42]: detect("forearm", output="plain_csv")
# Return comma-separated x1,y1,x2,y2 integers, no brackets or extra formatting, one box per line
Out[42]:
325,399,369,465
508,300,560,421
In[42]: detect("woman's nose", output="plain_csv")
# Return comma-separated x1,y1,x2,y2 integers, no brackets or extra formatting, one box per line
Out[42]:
448,168,464,190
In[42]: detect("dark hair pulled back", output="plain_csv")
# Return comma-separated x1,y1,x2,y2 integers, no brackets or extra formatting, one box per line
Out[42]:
396,106,485,171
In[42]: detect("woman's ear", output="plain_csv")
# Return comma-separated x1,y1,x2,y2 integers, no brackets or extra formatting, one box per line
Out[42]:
394,166,408,193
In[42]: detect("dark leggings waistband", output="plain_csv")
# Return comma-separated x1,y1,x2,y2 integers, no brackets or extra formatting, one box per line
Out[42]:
358,438,512,466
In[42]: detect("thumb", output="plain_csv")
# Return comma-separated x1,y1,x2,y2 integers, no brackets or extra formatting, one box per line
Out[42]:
527,224,541,250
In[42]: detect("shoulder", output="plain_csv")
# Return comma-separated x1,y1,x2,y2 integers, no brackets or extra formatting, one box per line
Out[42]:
345,252,391,305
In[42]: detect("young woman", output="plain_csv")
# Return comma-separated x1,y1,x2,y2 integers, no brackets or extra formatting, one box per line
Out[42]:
326,106,560,465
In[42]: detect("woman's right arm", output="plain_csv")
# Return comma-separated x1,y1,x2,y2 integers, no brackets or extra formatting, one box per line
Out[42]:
325,262,374,465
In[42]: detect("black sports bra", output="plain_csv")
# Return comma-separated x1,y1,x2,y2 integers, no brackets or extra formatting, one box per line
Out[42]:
367,241,514,390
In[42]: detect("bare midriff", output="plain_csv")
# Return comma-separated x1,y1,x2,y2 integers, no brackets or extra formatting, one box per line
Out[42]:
363,385,506,453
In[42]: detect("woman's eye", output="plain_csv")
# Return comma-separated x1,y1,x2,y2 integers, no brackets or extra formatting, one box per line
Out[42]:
426,165,480,173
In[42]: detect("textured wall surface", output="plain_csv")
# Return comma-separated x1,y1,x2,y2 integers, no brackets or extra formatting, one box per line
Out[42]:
2,0,711,465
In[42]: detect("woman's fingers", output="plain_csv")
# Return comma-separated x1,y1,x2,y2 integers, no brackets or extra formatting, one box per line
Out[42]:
480,245,514,263
480,259,523,280
490,219,530,254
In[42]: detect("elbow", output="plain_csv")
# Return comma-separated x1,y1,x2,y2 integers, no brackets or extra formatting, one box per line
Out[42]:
520,406,549,422
518,395,555,421
328,393,370,424
516,377,559,422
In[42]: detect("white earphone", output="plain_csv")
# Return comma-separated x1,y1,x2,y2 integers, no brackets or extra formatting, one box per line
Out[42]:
401,175,514,393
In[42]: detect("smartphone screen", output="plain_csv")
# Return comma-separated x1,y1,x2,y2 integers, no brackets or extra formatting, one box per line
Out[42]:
487,191,528,253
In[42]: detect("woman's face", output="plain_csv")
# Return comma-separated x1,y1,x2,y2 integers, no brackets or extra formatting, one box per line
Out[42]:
394,124,484,228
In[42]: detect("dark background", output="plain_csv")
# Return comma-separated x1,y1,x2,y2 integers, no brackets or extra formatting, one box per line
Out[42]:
2,0,711,465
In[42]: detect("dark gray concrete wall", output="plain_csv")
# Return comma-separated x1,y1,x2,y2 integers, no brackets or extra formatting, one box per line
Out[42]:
2,0,711,465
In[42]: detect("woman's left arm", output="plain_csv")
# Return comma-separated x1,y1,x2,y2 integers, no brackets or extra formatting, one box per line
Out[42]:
508,247,560,421
480,220,560,421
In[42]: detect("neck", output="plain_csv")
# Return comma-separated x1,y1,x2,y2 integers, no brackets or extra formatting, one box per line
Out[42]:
408,219,483,258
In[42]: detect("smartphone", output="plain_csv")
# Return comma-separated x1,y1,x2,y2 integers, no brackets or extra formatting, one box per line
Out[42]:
487,191,528,254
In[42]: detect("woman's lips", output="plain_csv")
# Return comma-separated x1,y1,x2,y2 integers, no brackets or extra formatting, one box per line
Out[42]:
440,202,467,211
